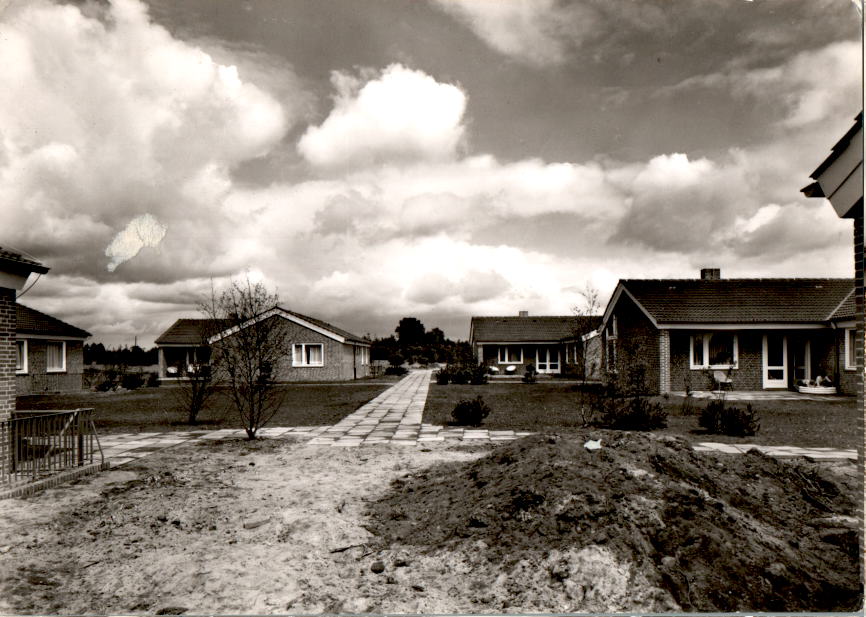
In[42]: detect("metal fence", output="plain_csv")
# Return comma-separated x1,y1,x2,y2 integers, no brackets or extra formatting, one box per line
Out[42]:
2,408,103,487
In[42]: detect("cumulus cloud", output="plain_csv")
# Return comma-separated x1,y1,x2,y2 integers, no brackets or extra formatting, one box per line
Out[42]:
1,3,855,346
658,40,861,130
105,214,167,272
0,0,294,279
298,64,467,168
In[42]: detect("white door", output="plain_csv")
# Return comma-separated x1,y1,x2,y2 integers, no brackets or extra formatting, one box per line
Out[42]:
536,347,560,374
762,334,788,388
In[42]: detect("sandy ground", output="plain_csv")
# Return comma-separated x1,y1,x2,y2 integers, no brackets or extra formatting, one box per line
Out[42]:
0,434,860,614
0,438,494,615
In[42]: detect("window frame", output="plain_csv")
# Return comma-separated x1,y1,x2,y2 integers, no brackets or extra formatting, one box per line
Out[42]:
15,339,27,374
497,345,523,364
293,343,325,367
45,340,67,373
689,333,738,370
844,328,857,370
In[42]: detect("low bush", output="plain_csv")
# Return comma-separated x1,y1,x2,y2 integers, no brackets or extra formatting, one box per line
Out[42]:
598,395,667,431
146,372,160,387
700,399,760,436
469,364,489,385
522,364,537,384
451,395,491,426
385,365,408,376
435,369,450,385
121,372,145,390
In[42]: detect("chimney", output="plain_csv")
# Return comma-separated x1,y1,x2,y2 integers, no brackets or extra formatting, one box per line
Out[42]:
700,268,721,280
518,310,529,317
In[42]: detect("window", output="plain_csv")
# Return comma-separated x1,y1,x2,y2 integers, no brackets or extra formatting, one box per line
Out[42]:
15,340,27,373
497,346,522,363
690,333,737,369
845,328,857,370
46,341,66,372
293,343,324,367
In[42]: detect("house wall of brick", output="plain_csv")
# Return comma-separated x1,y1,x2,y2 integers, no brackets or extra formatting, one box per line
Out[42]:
213,316,369,382
0,288,14,420
479,343,565,375
583,335,602,380
16,339,85,394
606,293,660,394
852,212,863,503
670,330,843,392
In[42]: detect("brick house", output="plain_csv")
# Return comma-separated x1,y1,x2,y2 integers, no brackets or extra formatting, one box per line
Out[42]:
599,269,857,395
16,304,91,394
155,307,371,382
469,312,601,377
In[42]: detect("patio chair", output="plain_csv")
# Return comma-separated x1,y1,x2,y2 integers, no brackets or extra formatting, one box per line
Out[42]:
713,370,733,391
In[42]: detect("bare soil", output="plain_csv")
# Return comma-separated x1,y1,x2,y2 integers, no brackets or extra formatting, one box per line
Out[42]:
0,433,860,614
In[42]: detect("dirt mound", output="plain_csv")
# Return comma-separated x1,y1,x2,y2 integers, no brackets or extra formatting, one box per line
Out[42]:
367,432,861,613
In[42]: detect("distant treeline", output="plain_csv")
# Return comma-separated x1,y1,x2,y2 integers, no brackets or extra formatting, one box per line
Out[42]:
84,343,158,367
369,317,472,366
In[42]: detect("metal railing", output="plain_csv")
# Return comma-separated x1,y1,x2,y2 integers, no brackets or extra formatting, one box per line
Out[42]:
2,408,104,487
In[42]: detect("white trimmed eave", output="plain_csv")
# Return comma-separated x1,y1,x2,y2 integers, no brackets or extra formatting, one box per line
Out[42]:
17,333,88,341
208,307,348,344
601,284,660,329
660,322,832,330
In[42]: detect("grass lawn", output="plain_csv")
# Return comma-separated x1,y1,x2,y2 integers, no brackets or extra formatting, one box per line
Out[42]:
423,381,861,449
16,379,396,434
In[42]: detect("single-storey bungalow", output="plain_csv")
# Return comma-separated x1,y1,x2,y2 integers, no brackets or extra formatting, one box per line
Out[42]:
155,307,371,382
599,269,857,394
469,312,601,377
16,304,91,394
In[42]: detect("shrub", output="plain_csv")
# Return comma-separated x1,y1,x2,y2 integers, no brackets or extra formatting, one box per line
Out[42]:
598,395,667,431
451,395,491,426
699,399,725,433
94,377,115,392
469,364,489,385
385,365,408,376
435,369,450,385
700,400,760,436
522,364,537,384
146,372,160,388
450,367,470,385
121,372,145,390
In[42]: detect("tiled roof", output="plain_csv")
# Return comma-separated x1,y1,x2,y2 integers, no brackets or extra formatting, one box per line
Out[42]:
0,248,49,274
470,315,602,343
829,289,856,321
155,308,367,345
154,319,230,345
280,308,367,344
620,278,854,324
17,304,90,338
808,111,863,181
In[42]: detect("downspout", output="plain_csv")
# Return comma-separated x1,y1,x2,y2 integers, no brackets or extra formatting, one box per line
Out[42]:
353,344,357,380
831,322,840,389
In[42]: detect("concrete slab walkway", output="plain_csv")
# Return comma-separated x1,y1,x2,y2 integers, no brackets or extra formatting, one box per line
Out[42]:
95,370,857,466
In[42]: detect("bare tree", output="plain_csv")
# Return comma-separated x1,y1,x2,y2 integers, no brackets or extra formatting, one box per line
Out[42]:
170,321,221,425
570,282,605,382
573,282,602,317
203,276,291,439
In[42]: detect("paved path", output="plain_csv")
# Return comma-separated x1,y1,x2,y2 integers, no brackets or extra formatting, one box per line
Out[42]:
97,370,857,466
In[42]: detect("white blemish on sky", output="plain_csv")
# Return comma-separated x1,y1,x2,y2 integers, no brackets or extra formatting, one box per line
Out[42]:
105,214,167,272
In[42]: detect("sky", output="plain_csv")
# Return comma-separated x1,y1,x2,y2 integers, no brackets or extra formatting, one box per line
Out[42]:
0,0,862,347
